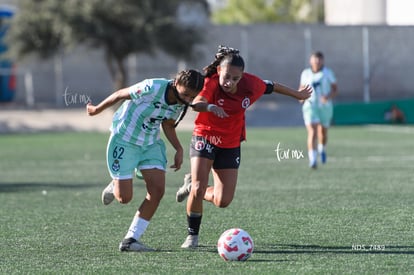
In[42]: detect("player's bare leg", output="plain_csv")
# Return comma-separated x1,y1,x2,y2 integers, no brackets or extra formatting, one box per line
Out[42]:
138,169,166,220
317,124,328,163
102,178,133,205
181,157,213,248
306,123,318,168
204,168,238,208
186,157,213,214
114,179,133,203
119,169,165,252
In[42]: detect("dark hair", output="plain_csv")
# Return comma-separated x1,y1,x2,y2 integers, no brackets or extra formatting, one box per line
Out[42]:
203,45,245,77
175,69,205,92
312,51,324,59
173,69,204,128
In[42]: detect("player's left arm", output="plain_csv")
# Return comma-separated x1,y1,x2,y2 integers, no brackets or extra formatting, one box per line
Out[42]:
162,119,183,171
322,70,338,102
328,82,338,100
264,80,312,100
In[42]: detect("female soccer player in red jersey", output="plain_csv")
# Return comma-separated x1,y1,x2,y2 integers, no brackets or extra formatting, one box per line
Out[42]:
176,46,313,248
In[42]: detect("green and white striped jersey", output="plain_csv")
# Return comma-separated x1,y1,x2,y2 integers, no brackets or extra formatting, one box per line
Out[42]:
110,78,184,146
300,67,336,107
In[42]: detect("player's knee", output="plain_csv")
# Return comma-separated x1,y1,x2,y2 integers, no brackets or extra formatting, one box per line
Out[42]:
157,187,165,200
215,198,233,208
117,194,132,204
191,181,207,199
146,184,165,202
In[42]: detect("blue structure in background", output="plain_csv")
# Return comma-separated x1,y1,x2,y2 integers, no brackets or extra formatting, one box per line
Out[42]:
0,6,16,102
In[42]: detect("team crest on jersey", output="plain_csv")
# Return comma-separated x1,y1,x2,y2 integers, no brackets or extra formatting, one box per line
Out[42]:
194,140,206,151
112,159,120,172
242,97,250,109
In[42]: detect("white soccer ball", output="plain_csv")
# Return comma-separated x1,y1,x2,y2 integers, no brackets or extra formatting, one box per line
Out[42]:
217,228,254,261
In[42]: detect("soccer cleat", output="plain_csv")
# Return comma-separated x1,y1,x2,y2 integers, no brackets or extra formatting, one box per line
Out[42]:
101,181,115,205
176,173,192,203
180,235,199,249
320,151,327,164
119,238,155,252
310,162,317,169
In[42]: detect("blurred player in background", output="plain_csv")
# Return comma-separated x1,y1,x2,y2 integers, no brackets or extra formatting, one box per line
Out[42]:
299,51,338,168
175,45,312,248
86,70,204,252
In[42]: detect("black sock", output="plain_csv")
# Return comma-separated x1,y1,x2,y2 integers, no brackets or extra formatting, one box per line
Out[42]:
187,214,202,235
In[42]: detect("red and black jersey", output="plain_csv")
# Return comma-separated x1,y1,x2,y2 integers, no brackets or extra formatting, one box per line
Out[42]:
193,73,267,148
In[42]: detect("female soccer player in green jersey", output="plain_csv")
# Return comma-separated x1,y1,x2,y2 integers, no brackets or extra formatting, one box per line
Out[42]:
87,69,204,252
299,52,338,168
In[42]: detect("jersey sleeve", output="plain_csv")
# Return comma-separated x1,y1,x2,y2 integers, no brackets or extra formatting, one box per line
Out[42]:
300,69,308,86
128,79,154,101
254,76,267,95
327,68,337,84
245,73,267,100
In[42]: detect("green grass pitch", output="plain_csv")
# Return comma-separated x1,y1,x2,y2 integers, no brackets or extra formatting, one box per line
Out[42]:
1,126,413,274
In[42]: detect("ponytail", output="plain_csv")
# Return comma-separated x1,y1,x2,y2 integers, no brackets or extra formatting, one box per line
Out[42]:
174,104,189,128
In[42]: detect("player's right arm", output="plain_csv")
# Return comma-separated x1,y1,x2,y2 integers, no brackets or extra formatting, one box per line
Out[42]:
191,94,209,111
191,95,228,118
86,88,131,116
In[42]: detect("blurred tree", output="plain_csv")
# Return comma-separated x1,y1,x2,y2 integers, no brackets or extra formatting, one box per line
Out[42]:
8,0,207,89
211,0,324,24
7,1,63,59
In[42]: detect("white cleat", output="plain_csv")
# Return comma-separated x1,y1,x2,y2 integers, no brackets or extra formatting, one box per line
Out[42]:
101,181,115,205
176,173,192,203
119,238,155,252
180,235,199,249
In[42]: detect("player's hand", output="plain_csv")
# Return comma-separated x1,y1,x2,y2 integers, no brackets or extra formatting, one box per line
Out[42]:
296,85,313,100
170,149,183,171
86,103,98,116
209,105,229,118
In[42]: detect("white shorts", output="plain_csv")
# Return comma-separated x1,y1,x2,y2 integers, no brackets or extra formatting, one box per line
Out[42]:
302,101,333,128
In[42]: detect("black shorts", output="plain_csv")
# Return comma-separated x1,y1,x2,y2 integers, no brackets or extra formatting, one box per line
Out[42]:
189,136,241,169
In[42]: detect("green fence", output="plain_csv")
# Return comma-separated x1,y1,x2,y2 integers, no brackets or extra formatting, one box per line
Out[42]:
333,98,414,125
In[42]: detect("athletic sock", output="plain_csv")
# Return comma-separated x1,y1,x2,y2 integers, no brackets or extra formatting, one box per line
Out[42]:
317,143,325,154
187,212,202,236
308,149,317,165
124,215,149,241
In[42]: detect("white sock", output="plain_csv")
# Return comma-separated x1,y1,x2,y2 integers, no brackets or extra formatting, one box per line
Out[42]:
317,144,325,154
124,215,149,241
308,150,317,164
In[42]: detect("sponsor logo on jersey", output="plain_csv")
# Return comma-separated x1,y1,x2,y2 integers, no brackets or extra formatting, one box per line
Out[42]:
242,97,250,109
112,159,120,172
